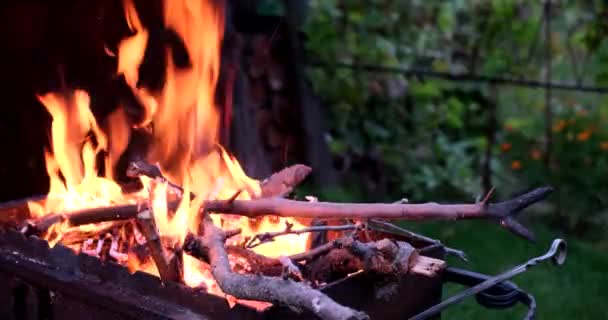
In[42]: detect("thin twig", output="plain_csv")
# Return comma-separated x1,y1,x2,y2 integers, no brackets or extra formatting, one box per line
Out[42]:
368,219,468,262
127,161,189,197
246,222,359,248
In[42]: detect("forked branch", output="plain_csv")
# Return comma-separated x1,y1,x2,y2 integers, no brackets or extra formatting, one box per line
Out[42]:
202,187,553,241
27,187,552,241
199,215,369,320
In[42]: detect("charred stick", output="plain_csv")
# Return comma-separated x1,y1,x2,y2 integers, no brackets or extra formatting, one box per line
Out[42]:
127,161,191,198
199,216,369,320
184,233,283,276
288,239,344,263
109,234,129,263
246,222,358,248
128,160,311,200
346,238,418,274
136,209,181,283
60,221,129,245
186,232,347,265
307,238,445,284
368,219,468,262
29,201,180,233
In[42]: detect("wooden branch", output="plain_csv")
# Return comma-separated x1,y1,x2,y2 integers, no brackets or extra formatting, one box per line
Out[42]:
246,222,358,248
185,232,349,272
260,164,312,198
346,238,418,274
136,209,181,283
127,161,193,198
203,187,553,240
184,233,283,276
128,160,311,199
368,219,468,262
307,238,445,284
410,256,445,278
199,216,369,320
29,187,551,241
308,238,416,282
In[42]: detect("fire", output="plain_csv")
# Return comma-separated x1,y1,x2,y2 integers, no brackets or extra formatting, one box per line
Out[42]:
28,0,309,294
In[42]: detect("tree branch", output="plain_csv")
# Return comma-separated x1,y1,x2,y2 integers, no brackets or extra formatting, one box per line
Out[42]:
28,187,551,241
246,222,358,248
199,216,368,320
203,187,553,241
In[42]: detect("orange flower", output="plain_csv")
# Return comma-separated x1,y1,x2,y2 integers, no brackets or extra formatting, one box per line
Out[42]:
504,124,514,132
530,149,541,160
600,141,608,150
511,160,522,170
577,130,592,141
553,120,566,132
500,142,512,152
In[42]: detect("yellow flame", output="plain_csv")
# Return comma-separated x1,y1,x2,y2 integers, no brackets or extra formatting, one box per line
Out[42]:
34,90,132,244
31,0,311,293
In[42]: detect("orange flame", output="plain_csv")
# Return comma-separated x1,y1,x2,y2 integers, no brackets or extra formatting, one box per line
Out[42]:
31,0,309,294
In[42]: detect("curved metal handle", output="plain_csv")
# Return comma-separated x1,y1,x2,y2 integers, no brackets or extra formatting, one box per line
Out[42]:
410,239,567,320
529,238,567,267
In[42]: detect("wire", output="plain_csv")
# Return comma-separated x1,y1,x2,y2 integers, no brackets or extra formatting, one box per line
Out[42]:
307,61,608,94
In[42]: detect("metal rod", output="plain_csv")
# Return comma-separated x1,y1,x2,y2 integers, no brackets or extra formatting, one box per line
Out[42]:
410,239,567,320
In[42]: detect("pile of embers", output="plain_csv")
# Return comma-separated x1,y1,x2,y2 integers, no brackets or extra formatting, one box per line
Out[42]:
0,159,552,320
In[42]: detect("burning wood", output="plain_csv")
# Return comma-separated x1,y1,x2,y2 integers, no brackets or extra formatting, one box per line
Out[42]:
197,215,369,320
28,185,550,241
19,149,550,318
136,209,181,282
3,0,556,318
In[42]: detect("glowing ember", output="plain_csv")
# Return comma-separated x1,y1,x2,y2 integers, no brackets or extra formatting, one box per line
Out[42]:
27,0,309,296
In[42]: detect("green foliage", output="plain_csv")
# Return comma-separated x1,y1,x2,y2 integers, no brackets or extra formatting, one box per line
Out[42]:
500,101,608,234
302,0,608,234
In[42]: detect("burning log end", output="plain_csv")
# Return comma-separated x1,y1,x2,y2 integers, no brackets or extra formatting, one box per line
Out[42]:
260,164,312,198
485,186,553,241
342,238,418,275
22,214,65,236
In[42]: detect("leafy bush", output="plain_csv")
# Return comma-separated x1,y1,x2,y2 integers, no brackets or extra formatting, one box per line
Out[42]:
500,101,608,234
302,0,608,236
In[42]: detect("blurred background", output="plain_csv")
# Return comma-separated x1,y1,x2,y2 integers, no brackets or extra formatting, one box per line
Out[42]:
1,0,607,318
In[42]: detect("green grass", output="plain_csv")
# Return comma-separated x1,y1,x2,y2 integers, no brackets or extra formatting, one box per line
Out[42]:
402,221,608,319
